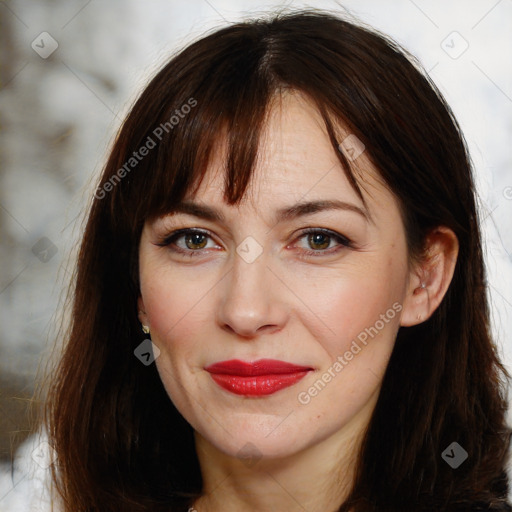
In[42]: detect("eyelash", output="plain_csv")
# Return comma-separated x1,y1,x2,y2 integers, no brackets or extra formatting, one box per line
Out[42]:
155,228,352,258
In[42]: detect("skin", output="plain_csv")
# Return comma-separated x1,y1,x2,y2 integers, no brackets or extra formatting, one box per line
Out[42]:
138,90,459,512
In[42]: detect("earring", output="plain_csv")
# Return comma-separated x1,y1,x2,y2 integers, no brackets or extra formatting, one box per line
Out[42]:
138,309,150,334
420,282,426,289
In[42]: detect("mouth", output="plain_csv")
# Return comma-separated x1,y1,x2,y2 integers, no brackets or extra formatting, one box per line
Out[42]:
204,359,313,396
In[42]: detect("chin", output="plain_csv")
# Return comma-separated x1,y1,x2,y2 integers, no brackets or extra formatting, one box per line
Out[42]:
219,434,303,461
195,414,314,462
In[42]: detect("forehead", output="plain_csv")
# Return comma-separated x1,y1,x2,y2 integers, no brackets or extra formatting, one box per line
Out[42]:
186,91,393,217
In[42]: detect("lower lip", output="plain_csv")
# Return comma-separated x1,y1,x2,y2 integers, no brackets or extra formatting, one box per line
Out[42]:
208,371,310,396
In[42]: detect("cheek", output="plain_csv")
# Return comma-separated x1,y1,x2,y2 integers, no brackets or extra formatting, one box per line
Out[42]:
139,258,212,340
294,255,406,358
292,273,403,423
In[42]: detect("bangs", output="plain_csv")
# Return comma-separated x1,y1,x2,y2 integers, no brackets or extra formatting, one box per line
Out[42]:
105,17,368,238
143,85,365,222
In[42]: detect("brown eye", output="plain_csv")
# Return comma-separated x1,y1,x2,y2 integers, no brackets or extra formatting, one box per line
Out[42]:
295,228,352,257
307,232,331,250
184,232,208,250
155,229,218,257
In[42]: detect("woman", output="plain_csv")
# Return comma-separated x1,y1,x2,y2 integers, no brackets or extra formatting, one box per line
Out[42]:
43,8,511,512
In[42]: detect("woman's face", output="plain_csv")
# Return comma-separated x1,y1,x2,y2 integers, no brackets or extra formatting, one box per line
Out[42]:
138,91,414,461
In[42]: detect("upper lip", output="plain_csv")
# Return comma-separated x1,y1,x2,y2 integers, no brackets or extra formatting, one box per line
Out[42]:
204,359,313,376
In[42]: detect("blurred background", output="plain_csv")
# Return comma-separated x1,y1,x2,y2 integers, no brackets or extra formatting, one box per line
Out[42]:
0,0,511,486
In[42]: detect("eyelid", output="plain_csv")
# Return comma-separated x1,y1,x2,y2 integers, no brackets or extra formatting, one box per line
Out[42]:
154,227,219,248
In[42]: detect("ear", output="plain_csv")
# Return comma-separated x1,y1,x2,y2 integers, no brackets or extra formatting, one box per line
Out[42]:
400,226,459,327
137,295,149,328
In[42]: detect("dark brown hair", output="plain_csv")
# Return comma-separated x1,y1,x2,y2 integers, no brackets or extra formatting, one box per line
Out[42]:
44,8,511,512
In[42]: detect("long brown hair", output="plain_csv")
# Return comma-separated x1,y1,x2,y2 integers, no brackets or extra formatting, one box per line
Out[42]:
44,8,511,511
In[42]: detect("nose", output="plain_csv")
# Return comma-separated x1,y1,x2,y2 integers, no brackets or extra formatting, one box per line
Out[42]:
216,250,289,339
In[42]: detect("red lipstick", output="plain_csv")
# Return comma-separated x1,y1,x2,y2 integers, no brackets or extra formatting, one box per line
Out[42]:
204,359,312,396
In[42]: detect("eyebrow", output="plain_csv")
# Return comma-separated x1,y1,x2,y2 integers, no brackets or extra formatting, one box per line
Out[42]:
166,199,372,224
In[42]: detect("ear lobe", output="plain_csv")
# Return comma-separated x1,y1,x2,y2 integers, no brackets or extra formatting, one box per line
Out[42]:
137,296,148,326
400,226,459,327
